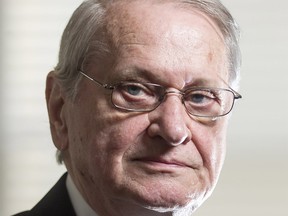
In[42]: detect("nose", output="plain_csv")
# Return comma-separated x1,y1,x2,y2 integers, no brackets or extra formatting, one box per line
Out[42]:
147,93,192,146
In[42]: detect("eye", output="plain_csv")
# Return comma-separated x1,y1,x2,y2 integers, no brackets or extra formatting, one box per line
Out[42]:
113,82,161,109
195,92,214,103
126,84,143,96
116,82,158,102
185,89,218,106
191,93,207,103
113,81,165,110
120,83,148,97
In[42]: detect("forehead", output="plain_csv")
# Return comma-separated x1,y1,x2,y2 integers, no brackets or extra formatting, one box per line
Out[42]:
106,1,224,42
103,0,228,87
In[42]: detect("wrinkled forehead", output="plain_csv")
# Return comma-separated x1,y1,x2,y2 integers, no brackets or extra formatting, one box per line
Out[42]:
104,0,225,48
101,0,228,85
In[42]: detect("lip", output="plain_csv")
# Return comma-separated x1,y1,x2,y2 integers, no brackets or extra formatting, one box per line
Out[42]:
133,157,193,169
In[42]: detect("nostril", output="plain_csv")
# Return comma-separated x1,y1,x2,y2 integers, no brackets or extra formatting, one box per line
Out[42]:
147,122,192,147
169,136,189,146
167,127,191,146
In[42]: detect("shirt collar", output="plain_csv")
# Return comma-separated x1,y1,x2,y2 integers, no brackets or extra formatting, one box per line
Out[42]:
66,174,98,216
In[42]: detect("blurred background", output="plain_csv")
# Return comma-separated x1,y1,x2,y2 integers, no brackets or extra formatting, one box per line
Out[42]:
0,0,287,215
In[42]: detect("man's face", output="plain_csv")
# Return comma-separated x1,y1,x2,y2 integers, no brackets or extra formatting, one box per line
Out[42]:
59,1,229,215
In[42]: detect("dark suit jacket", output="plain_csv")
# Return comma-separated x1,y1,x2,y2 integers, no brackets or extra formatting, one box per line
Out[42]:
13,173,76,216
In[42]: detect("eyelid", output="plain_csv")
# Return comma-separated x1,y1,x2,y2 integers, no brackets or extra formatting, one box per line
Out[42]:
117,82,149,90
110,75,152,85
115,80,163,88
184,87,213,93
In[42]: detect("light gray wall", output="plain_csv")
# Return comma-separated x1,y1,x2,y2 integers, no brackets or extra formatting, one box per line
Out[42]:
1,0,287,215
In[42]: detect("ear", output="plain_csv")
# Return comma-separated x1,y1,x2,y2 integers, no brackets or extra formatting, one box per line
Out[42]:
46,71,68,151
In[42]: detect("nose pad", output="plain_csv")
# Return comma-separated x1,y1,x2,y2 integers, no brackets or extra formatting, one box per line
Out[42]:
147,95,192,147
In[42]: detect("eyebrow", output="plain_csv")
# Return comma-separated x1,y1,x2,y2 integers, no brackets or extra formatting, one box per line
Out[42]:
185,78,223,88
111,66,227,89
111,67,160,83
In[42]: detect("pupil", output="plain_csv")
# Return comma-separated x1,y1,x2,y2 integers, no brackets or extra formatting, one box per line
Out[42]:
192,94,204,103
128,86,141,95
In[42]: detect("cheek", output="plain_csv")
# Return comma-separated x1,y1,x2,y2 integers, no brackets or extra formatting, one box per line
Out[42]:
81,110,150,169
67,103,151,187
95,112,149,150
192,120,227,177
87,113,151,191
70,91,146,154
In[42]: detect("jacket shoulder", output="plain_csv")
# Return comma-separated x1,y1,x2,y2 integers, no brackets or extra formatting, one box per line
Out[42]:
12,173,76,216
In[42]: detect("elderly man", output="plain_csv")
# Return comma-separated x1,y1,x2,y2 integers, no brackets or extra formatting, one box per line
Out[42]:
14,0,241,215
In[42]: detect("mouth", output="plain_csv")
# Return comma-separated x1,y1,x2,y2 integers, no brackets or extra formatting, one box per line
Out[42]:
132,157,194,171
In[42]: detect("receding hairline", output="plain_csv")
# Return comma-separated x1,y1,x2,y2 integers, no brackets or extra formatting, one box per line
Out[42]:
96,0,239,87
102,0,226,52
103,0,225,37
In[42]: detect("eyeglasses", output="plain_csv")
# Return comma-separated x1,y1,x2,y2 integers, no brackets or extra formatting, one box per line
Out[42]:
79,71,242,118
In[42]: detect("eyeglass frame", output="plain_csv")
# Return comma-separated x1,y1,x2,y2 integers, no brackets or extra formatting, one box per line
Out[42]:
79,70,242,118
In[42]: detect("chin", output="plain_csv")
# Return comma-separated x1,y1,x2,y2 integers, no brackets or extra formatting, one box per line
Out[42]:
142,194,206,216
133,187,209,216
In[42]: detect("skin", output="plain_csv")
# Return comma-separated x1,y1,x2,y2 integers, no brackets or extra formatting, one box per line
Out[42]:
46,1,230,216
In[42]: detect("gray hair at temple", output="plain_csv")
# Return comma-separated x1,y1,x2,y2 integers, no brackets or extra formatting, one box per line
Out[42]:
53,0,241,163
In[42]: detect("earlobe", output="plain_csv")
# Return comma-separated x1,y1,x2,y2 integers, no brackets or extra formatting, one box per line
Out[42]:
46,71,68,151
